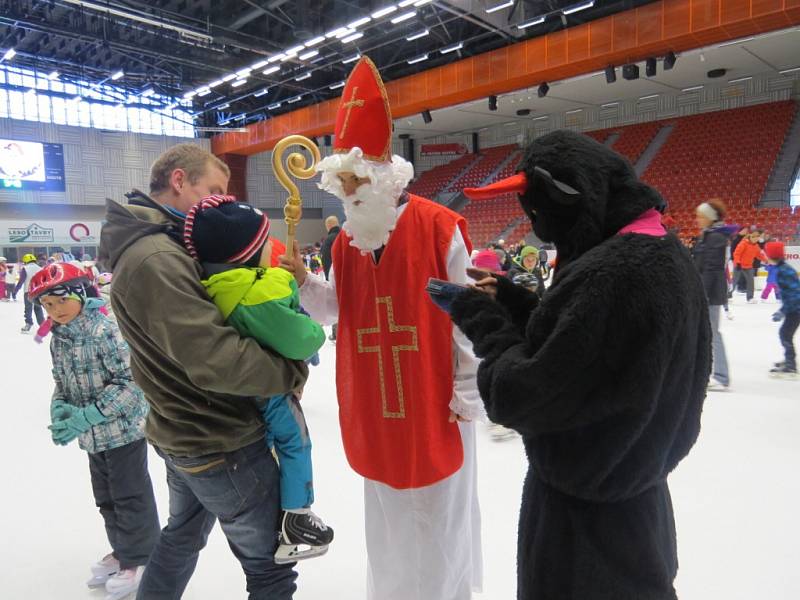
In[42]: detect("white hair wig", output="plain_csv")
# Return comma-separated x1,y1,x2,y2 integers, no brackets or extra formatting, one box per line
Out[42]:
317,146,414,201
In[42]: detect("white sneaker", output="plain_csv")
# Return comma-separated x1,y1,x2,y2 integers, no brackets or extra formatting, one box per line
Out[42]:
707,380,730,392
725,312,734,320
87,553,119,588
105,566,144,600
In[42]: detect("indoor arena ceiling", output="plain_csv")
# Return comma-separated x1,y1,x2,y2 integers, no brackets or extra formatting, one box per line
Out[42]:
0,0,658,129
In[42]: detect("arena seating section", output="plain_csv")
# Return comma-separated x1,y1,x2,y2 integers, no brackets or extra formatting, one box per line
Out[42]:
406,154,477,199
434,100,800,250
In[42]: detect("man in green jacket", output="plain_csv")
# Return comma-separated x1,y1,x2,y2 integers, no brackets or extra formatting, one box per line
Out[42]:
99,143,308,600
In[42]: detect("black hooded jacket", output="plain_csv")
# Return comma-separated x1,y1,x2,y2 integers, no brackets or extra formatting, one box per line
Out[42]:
450,131,710,600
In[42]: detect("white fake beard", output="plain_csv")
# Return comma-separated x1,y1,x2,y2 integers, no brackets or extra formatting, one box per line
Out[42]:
341,180,399,253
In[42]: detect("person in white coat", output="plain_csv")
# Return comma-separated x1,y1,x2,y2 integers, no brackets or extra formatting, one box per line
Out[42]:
280,56,483,600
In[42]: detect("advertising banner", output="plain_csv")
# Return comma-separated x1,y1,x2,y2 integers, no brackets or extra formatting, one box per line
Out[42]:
0,221,102,246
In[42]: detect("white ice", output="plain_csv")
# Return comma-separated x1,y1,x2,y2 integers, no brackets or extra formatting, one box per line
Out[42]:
1,294,798,599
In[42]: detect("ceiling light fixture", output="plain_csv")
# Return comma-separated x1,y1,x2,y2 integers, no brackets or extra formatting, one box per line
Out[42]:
681,85,704,92
47,70,59,80
208,79,225,88
330,81,346,89
268,102,282,110
299,49,319,60
262,66,281,75
235,68,252,78
391,11,416,23
111,70,124,80
407,53,429,64
141,87,155,97
251,60,269,70
563,0,594,15
231,79,248,88
639,94,659,100
326,27,351,38
779,66,800,74
280,54,296,62
440,42,463,54
197,88,211,97
295,72,312,81
413,0,433,5
341,32,364,44
305,36,326,47
565,108,583,114
372,6,399,19
1,48,16,61
343,53,361,64
399,0,417,6
216,103,230,110
184,90,198,99
486,1,514,14
406,29,429,41
287,45,305,55
517,17,545,29
718,36,755,48
268,53,286,63
348,17,372,29
253,88,269,97
288,95,303,103
601,102,619,107
222,74,238,82
532,115,548,121
728,76,752,83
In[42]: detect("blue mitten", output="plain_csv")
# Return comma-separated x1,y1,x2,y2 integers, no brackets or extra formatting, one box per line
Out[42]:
772,310,784,323
49,423,79,446
53,403,107,434
50,400,75,421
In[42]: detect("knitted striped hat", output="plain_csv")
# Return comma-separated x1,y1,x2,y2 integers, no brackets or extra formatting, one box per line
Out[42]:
184,195,271,266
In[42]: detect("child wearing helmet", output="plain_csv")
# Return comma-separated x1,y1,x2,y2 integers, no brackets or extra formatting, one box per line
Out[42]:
29,263,159,598
16,253,44,333
764,242,800,379
183,195,333,564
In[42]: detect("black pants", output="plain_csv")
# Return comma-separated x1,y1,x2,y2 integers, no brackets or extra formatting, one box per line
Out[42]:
5,283,16,300
23,295,44,326
780,312,800,370
88,438,160,570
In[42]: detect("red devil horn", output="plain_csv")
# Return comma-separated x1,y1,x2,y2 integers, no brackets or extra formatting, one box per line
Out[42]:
463,172,528,200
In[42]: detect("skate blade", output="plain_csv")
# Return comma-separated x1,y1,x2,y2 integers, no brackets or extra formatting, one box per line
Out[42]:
104,588,137,600
491,431,518,442
87,574,110,588
769,372,798,380
274,543,329,564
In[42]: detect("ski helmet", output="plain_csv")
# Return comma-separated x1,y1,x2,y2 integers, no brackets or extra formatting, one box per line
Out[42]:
22,253,37,264
28,263,90,304
512,272,539,290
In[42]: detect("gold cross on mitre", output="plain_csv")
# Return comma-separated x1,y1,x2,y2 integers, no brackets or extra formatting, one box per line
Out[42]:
339,86,365,139
357,296,419,419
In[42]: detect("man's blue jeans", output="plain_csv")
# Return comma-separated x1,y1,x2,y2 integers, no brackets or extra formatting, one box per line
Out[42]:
137,440,297,599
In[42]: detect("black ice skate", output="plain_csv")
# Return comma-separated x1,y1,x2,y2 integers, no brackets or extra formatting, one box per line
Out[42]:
20,324,32,334
769,364,797,380
274,510,334,564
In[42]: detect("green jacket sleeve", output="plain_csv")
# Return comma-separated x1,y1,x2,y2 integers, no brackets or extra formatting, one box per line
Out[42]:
228,272,325,361
122,250,308,398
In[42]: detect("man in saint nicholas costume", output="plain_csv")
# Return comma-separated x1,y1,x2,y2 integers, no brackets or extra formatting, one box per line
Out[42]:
280,56,484,600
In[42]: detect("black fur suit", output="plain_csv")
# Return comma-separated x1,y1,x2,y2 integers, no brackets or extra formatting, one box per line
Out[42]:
450,131,710,600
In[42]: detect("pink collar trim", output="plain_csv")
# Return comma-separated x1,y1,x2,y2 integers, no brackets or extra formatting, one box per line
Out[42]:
617,208,666,237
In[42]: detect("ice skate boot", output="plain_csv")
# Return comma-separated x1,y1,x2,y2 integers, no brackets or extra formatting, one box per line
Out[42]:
20,323,32,334
274,510,334,564
488,422,517,441
104,565,144,600
86,553,119,588
769,365,797,380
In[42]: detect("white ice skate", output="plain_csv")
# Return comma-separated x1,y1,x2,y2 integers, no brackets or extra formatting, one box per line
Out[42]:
104,565,144,600
488,422,517,442
274,510,334,564
707,379,730,392
86,553,120,588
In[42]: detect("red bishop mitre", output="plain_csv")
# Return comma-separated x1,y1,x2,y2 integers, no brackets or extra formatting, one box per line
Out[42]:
333,56,392,163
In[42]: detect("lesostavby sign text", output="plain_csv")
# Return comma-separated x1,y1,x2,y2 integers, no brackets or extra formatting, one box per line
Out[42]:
8,223,54,243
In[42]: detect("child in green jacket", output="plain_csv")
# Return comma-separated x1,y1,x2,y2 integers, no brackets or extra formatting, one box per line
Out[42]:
184,195,332,564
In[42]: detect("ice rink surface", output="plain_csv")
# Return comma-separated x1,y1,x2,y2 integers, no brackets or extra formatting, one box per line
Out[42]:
1,293,798,599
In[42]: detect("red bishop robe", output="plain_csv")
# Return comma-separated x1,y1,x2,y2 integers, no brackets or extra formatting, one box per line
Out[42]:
332,194,473,489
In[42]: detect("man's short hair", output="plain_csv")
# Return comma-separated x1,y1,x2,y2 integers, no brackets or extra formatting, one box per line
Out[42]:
150,144,230,195
325,215,340,230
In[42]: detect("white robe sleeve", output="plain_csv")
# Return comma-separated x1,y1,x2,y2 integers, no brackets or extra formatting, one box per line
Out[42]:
447,227,487,422
299,270,339,326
